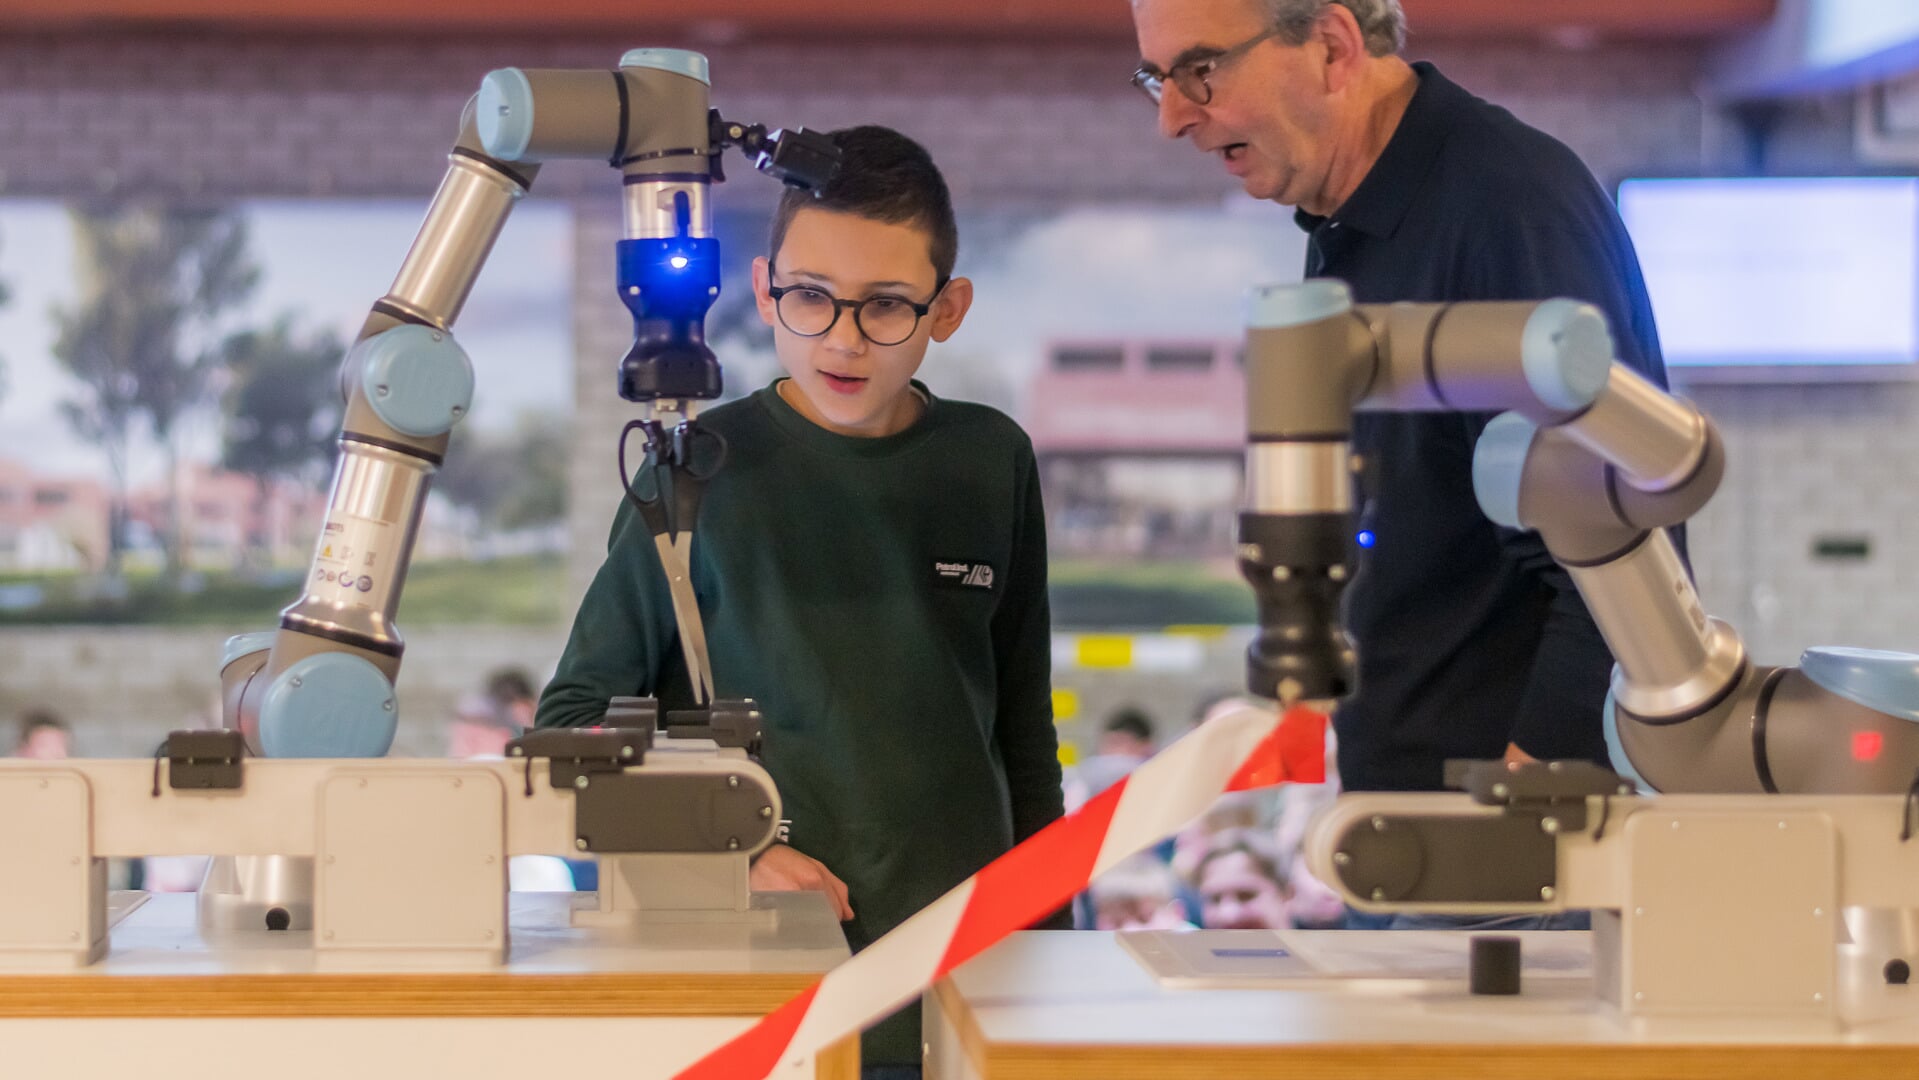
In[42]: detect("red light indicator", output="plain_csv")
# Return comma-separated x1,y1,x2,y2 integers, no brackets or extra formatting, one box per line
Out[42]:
1853,730,1884,763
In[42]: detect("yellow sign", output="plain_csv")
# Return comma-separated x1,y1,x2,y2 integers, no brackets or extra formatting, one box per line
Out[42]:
1076,636,1133,669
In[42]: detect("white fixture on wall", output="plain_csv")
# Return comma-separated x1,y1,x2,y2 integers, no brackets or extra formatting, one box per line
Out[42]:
1856,69,1919,164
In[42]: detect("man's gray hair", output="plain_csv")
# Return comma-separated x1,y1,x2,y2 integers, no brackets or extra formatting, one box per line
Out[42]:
1266,0,1406,57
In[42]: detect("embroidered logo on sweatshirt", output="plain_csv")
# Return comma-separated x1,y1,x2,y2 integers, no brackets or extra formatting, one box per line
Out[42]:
934,559,996,591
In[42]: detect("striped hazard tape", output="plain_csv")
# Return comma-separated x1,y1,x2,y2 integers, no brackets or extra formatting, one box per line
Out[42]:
673,701,1328,1080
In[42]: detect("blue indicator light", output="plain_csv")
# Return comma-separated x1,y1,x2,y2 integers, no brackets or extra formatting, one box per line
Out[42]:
668,255,689,269
1356,530,1376,548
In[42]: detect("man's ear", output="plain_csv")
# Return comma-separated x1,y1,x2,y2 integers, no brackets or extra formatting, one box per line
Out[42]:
751,256,777,327
928,276,975,342
1315,2,1369,93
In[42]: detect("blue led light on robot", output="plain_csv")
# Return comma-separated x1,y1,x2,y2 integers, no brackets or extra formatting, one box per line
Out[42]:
1356,530,1376,548
669,255,689,269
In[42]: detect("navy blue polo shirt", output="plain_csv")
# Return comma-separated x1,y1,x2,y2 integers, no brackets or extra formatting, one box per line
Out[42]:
1296,62,1673,792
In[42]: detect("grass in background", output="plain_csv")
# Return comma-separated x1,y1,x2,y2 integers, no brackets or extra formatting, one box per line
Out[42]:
400,555,569,625
1,554,1249,629
0,555,569,627
1049,556,1253,629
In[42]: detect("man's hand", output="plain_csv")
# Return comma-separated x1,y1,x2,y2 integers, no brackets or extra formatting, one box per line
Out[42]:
751,843,853,921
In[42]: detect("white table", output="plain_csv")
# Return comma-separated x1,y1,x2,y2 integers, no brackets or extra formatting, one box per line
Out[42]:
927,929,1919,1079
2,890,854,1080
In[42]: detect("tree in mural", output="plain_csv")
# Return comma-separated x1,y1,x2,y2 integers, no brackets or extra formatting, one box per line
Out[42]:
434,408,569,535
492,409,568,531
50,204,261,576
218,317,346,567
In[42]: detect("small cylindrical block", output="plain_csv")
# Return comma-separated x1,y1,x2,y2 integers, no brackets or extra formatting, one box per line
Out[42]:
1469,935,1522,995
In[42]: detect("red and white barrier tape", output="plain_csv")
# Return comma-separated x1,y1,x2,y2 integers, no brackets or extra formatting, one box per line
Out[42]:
674,701,1328,1080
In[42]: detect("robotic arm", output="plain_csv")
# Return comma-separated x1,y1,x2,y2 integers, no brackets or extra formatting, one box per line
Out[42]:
1239,279,1919,796
220,49,837,759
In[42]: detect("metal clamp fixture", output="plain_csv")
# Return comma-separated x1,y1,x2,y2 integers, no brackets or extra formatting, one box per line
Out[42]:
153,730,248,795
664,697,763,754
1447,758,1633,833
505,723,655,794
706,111,840,189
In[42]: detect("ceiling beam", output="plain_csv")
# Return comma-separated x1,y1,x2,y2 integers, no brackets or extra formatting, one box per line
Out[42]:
1,0,1775,42
1708,0,1919,99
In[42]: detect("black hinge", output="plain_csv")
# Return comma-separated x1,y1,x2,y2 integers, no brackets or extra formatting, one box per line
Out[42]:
506,719,655,793
159,730,246,792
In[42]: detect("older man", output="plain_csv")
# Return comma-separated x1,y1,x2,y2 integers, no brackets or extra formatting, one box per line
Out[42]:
1131,2,1672,811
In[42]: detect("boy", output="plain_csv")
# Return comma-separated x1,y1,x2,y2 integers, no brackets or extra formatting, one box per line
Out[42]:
536,126,1065,1075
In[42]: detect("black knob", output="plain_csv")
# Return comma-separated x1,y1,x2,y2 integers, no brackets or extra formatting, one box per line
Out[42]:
1886,958,1910,985
1469,935,1522,995
264,907,291,932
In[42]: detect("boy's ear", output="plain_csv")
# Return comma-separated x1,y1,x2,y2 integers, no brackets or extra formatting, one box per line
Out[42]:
928,276,974,343
750,257,777,327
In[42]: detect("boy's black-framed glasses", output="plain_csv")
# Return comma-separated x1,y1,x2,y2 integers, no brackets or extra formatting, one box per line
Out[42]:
1132,26,1286,106
767,279,947,347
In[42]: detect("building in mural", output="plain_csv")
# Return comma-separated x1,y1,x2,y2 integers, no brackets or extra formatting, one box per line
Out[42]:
0,459,110,573
1026,339,1244,558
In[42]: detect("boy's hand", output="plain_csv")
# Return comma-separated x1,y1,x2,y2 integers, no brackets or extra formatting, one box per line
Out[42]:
751,843,854,921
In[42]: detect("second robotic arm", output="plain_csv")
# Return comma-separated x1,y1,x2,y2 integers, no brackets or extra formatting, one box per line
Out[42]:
1240,279,1919,796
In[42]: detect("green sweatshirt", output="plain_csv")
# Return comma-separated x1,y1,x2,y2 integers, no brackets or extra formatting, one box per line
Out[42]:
537,378,1064,1065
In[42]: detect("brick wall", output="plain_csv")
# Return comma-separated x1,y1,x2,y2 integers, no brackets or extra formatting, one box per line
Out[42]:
1,29,1910,754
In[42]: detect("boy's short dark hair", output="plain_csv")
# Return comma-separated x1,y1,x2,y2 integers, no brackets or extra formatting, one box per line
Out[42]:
484,667,535,706
1103,706,1155,743
767,125,959,285
17,709,68,745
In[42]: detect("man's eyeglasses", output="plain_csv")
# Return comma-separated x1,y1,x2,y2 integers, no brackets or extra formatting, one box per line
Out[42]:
1132,26,1286,107
767,280,945,347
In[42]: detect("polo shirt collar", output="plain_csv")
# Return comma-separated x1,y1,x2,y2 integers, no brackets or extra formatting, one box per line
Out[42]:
1294,61,1465,239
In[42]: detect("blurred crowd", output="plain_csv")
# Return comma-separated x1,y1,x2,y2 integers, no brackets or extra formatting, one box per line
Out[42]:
1069,699,1348,934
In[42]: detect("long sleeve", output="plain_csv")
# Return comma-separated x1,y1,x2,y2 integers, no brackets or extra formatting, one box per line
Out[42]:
535,500,682,729
990,442,1065,844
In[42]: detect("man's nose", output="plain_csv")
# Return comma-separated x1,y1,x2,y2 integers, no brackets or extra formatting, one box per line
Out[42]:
1158,86,1202,140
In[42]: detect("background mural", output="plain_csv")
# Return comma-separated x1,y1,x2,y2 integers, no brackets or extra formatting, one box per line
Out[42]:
0,198,573,625
1,196,1304,630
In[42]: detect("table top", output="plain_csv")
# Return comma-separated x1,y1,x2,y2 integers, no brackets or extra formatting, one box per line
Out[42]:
1,890,849,1018
933,930,1919,1080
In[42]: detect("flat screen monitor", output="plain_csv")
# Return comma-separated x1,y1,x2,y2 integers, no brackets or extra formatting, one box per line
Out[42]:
1617,176,1918,378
